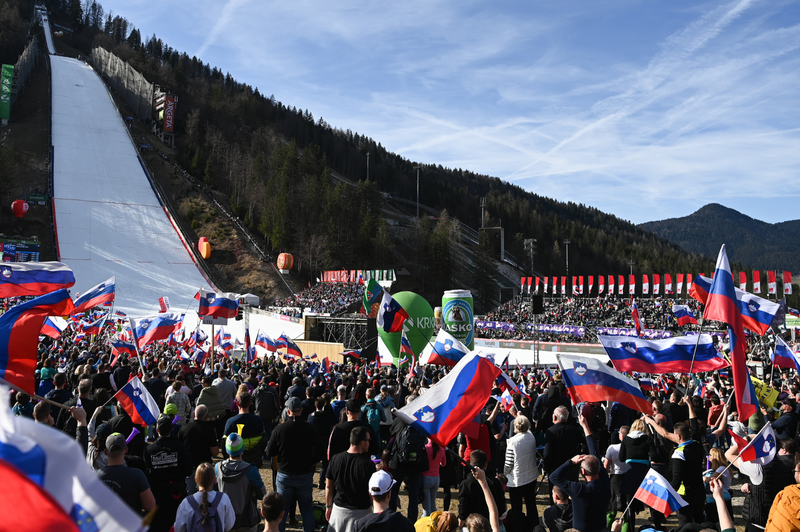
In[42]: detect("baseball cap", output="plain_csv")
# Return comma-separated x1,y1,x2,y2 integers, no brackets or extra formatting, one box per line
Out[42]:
226,433,245,457
368,470,396,496
286,397,302,412
157,414,173,430
346,399,360,412
106,432,127,453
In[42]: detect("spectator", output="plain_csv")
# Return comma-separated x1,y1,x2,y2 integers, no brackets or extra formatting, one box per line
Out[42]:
603,426,629,517
98,432,156,514
326,426,377,532
266,396,324,532
670,422,705,526
178,404,219,494
457,450,506,528
261,492,287,532
541,485,573,532
355,470,415,532
216,433,267,532
543,405,585,483
144,414,192,532
174,462,236,532
503,415,539,532
224,392,266,467
361,388,387,444
617,418,650,530
421,436,447,517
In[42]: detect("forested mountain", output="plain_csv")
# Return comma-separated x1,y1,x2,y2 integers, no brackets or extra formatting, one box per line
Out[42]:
4,0,718,304
641,204,800,272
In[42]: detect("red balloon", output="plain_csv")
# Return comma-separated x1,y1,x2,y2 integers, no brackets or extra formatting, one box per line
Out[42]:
11,200,29,218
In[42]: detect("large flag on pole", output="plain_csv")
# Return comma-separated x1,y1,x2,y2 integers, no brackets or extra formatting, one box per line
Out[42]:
557,353,652,414
672,304,698,326
771,337,800,372
198,288,239,319
703,244,757,421
394,352,500,447
689,274,780,336
0,289,75,394
362,279,382,317
129,313,184,349
376,291,409,333
631,297,644,336
40,316,68,339
0,386,145,532
72,276,115,313
0,262,75,298
599,334,728,374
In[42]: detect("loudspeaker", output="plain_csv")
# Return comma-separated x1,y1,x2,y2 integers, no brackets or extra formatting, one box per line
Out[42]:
361,318,378,361
305,316,321,341
529,295,544,314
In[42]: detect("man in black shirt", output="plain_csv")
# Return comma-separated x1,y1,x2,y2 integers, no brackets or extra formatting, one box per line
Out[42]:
98,433,156,515
144,414,192,532
670,422,705,526
457,450,507,527
177,404,218,493
224,391,266,466
328,400,379,458
266,396,323,532
326,426,378,532
356,471,415,532
148,369,169,411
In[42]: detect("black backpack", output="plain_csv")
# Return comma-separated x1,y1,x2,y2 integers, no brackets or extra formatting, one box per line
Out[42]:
396,425,428,466
253,384,279,421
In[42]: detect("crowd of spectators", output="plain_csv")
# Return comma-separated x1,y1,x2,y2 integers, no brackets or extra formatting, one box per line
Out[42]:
272,282,365,316
479,296,714,343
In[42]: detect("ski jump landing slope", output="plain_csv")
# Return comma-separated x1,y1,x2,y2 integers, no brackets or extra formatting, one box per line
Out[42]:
50,56,212,315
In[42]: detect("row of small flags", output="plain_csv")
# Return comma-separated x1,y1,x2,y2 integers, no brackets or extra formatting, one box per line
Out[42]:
520,270,793,296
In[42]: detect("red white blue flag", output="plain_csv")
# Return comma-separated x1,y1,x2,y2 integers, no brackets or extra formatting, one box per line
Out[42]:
634,468,688,518
0,262,75,298
215,327,233,351
40,316,68,339
245,329,256,363
703,244,757,421
394,351,500,447
399,331,413,366
672,304,698,326
376,291,409,333
129,313,184,350
0,289,75,394
689,274,780,336
81,314,107,336
255,330,277,352
771,337,800,372
425,329,469,367
73,277,115,313
113,376,160,426
631,297,644,336
604,335,727,374
279,333,302,358
198,289,239,319
557,353,652,414
729,422,776,465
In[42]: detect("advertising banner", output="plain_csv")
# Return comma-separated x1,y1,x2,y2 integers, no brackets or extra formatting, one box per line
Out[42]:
163,95,175,132
0,64,13,120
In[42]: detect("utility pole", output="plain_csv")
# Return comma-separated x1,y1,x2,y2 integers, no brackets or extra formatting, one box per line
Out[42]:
564,239,571,280
366,151,370,182
414,166,421,218
480,197,486,228
628,259,635,275
524,238,537,274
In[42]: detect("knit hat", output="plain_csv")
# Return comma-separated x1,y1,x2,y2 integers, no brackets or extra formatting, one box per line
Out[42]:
164,403,178,415
226,433,245,457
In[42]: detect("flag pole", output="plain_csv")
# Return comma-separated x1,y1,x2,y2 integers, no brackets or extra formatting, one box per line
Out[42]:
687,318,706,375
0,378,72,411
620,494,636,521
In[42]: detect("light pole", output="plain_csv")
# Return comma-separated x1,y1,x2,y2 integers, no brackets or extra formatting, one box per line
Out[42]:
564,239,570,281
414,166,421,218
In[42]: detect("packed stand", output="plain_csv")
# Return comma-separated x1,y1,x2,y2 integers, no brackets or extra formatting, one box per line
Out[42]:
272,282,365,316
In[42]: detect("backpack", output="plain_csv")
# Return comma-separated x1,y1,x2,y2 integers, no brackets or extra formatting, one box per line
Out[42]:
396,425,427,466
364,402,382,430
253,384,279,421
186,492,223,532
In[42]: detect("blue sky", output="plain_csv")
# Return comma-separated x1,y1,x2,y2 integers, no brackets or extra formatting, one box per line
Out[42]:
99,0,800,225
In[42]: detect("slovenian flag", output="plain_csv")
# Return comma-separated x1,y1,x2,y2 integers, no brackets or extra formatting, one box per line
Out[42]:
599,334,728,374
113,376,160,426
672,304,698,326
634,468,688,518
0,289,75,394
729,422,777,465
689,274,780,336
73,276,116,313
245,329,256,363
82,314,107,335
631,297,644,336
109,338,137,359
114,310,127,317
198,289,239,319
394,351,500,447
255,330,277,352
129,313,184,350
771,337,800,373
41,316,68,339
0,262,75,298
425,329,469,367
279,334,302,358
376,291,409,333
215,327,233,351
341,349,362,359
558,353,652,414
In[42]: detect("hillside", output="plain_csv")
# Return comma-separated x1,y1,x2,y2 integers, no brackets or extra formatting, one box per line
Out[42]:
1,0,718,310
640,203,800,272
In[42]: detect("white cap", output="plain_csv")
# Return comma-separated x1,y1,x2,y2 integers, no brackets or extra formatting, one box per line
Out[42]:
368,470,396,496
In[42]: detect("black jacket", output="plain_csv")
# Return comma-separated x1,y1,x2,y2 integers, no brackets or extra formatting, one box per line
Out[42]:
670,439,705,504
743,454,795,526
266,416,323,474
543,422,585,474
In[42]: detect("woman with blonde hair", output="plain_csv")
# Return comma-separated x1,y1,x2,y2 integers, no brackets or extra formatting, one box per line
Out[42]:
503,415,539,532
705,447,732,492
618,417,652,530
174,463,236,532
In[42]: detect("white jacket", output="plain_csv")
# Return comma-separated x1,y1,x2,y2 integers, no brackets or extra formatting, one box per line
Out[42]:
504,431,539,488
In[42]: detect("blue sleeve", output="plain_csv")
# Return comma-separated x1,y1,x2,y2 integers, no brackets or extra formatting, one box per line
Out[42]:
247,465,266,497
550,459,584,498
586,433,601,460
